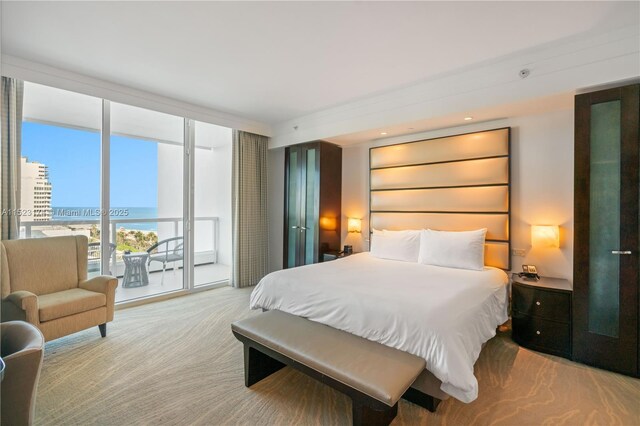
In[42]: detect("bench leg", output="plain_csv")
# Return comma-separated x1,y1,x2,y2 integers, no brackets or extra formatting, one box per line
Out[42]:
402,387,442,412
244,345,286,387
352,399,397,426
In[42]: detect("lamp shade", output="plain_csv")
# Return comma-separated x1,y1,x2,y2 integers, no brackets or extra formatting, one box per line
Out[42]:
347,218,362,233
531,225,560,248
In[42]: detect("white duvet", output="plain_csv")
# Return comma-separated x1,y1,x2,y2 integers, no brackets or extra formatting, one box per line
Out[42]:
249,252,509,403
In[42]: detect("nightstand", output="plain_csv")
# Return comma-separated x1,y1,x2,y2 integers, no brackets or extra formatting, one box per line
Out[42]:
511,274,572,359
322,251,352,262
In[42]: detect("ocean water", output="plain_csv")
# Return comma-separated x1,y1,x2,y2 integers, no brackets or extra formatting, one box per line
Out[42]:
52,207,160,231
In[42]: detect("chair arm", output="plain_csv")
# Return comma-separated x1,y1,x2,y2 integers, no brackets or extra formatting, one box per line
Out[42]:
79,275,118,294
4,291,39,325
79,276,118,322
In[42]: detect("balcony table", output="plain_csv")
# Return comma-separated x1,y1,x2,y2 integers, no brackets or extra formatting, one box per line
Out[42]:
122,252,150,288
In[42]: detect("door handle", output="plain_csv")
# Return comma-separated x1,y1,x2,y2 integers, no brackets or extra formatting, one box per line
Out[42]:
611,250,632,255
291,225,299,229
300,226,308,230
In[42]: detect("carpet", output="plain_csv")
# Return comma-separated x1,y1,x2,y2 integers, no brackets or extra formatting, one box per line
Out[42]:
36,286,640,425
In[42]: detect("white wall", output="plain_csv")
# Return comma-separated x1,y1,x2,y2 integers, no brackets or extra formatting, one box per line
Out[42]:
340,109,575,281
341,146,370,254
510,110,574,280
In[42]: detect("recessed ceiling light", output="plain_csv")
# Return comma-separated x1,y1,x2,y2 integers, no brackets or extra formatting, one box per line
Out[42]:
380,132,388,135
464,116,473,121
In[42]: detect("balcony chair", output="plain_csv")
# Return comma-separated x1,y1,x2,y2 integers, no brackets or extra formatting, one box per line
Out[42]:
1,321,45,426
87,242,116,275
146,236,184,284
0,235,118,341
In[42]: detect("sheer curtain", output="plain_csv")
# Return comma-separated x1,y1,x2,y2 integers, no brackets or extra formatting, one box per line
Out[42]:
231,130,269,288
1,77,24,240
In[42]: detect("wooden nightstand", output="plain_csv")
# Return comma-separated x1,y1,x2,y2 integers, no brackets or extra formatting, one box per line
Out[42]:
511,274,572,359
322,251,353,262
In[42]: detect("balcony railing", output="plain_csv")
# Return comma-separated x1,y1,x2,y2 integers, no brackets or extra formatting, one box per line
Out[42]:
20,216,219,275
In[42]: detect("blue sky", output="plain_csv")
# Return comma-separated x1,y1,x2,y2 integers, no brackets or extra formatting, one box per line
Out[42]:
22,122,158,208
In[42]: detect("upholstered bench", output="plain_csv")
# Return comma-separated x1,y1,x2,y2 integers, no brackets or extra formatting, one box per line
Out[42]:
231,310,426,426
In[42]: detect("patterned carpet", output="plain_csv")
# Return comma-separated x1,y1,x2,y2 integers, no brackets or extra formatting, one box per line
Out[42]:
36,286,640,425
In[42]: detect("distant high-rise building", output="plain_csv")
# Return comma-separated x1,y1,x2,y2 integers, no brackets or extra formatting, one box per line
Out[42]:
21,157,52,221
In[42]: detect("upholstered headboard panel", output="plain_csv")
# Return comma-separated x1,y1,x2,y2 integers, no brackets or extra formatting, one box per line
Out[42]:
369,127,511,270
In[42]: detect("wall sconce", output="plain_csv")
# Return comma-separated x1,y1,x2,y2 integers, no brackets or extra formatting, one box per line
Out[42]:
348,218,362,233
531,225,560,248
319,217,337,231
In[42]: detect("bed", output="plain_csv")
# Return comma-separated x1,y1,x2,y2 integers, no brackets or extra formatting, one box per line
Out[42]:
250,252,509,403
249,127,511,406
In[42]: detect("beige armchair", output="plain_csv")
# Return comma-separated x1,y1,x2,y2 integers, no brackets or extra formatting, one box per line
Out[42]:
1,321,45,425
0,235,118,341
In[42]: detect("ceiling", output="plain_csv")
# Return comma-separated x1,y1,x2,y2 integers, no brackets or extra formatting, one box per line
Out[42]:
22,81,231,148
2,1,637,126
326,92,575,146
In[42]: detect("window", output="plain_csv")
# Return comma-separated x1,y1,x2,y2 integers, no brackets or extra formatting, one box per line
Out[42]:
12,78,233,304
110,102,185,302
193,121,232,286
20,81,101,239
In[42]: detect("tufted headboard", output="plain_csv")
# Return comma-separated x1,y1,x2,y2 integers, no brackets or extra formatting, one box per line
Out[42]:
369,127,511,270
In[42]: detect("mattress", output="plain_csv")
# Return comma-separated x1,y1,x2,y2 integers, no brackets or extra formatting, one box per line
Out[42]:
249,252,509,403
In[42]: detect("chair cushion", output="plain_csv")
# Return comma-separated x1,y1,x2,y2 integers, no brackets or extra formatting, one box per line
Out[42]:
149,253,182,263
38,289,106,322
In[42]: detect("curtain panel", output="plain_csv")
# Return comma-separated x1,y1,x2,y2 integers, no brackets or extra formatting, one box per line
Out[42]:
231,130,269,288
1,77,24,241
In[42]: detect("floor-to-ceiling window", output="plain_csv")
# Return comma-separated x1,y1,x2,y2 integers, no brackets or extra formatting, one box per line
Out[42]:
20,82,102,242
193,121,232,286
15,79,232,303
109,102,185,302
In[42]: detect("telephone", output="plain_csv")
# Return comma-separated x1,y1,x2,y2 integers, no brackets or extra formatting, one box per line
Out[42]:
519,264,540,281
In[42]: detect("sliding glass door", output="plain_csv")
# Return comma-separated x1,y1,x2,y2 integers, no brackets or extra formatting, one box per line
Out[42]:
193,121,232,286
109,103,185,302
12,77,234,304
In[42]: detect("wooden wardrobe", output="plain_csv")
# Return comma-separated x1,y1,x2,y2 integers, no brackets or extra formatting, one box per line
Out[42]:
573,83,639,377
283,141,342,269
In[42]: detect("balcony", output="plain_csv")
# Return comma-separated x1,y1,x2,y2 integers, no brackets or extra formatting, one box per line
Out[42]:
20,216,229,303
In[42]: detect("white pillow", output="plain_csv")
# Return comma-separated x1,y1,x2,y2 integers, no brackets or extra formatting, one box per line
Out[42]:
370,231,421,262
418,228,487,271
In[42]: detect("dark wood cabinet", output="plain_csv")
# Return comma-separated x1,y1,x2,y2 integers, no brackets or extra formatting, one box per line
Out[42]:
573,83,639,377
512,275,572,359
283,141,342,268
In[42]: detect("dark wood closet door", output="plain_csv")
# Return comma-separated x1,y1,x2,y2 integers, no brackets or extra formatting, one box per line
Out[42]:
283,142,341,269
573,84,639,376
